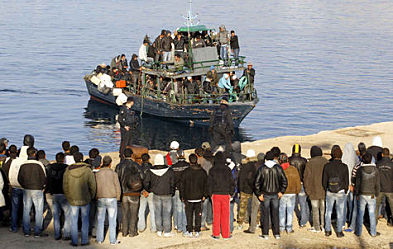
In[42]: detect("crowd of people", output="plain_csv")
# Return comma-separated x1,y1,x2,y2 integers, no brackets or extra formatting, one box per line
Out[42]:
0,133,392,246
88,25,254,104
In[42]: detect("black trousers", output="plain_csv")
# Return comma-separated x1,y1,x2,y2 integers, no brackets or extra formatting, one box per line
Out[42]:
121,196,140,236
211,129,232,152
185,201,202,233
120,128,133,158
260,194,279,236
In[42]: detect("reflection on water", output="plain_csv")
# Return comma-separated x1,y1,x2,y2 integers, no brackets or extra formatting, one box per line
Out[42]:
84,100,251,151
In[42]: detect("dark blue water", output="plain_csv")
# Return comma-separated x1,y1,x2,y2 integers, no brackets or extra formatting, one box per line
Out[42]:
1,0,392,158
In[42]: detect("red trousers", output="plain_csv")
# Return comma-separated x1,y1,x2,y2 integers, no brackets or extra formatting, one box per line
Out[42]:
212,194,230,238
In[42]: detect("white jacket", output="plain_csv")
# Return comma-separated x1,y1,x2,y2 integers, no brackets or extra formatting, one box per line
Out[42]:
19,146,29,160
0,173,4,207
65,155,75,166
8,157,25,188
139,44,148,61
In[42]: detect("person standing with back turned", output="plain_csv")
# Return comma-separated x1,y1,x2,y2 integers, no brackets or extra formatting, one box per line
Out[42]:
118,97,138,159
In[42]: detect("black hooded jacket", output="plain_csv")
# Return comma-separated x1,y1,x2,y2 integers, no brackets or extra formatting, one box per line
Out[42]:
46,163,68,194
180,164,208,201
172,159,189,190
208,154,235,196
238,160,257,194
355,164,380,196
143,165,175,196
376,157,393,193
322,159,349,193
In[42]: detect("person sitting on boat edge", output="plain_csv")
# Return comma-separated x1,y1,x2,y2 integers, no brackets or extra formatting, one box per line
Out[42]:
174,54,185,72
206,66,218,94
218,74,233,95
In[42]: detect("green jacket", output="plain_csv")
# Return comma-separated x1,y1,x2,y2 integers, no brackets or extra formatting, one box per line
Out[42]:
63,162,96,206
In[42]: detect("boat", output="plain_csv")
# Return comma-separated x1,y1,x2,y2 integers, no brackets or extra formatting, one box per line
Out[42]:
84,1,259,128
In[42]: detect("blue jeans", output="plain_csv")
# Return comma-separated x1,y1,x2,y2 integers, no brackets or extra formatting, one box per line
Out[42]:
172,190,186,232
343,191,354,226
163,52,171,62
51,194,71,239
232,48,240,59
279,194,296,232
201,198,212,227
96,198,117,244
325,191,345,233
11,188,23,232
295,185,309,226
70,204,90,245
23,189,44,235
220,45,228,62
153,195,172,233
356,195,377,236
138,193,156,232
349,194,358,229
230,201,234,233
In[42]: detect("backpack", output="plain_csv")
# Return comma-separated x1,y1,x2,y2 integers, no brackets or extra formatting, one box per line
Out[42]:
328,176,341,193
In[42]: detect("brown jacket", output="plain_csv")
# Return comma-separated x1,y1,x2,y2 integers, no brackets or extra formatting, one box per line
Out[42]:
95,167,121,201
282,164,301,194
304,156,328,200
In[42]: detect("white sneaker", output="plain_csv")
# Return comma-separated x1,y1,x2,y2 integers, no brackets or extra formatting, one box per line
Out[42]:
237,224,243,230
164,232,174,237
194,232,200,238
157,231,162,237
183,231,193,238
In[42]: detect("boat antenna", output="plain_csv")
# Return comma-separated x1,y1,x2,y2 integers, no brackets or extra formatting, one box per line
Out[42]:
183,0,199,27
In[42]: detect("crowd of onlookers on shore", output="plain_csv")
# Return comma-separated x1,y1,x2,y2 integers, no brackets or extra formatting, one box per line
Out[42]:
0,135,392,246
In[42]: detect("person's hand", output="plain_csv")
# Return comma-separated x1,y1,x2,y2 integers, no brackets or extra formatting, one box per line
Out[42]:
202,197,206,202
125,126,130,131
278,192,283,199
349,185,354,192
258,194,264,202
142,190,149,198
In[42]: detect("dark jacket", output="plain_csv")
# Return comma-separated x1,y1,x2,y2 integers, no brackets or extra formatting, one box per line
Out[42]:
172,159,189,190
118,105,137,129
130,59,140,72
322,159,349,193
355,164,380,196
161,36,173,52
254,160,288,196
289,154,307,182
304,156,328,200
367,146,383,162
180,164,208,201
2,157,14,180
230,35,239,49
116,159,144,194
376,157,393,193
46,163,68,194
18,159,46,190
209,106,234,135
63,162,96,206
174,37,185,51
143,165,175,196
242,68,255,84
138,161,152,175
208,158,235,196
238,160,257,194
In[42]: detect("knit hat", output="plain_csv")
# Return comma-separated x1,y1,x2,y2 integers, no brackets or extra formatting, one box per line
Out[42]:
310,146,322,158
170,141,180,150
246,149,256,158
154,154,165,166
202,142,211,150
257,153,265,162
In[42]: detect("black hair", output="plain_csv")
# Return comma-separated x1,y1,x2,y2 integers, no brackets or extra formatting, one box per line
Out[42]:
265,151,274,161
310,146,322,158
121,54,126,58
189,154,198,164
62,141,70,151
141,153,150,162
231,30,235,34
102,156,112,167
89,148,99,159
271,147,281,158
36,150,46,160
362,152,372,164
8,145,18,156
27,147,37,157
124,148,133,158
70,145,79,155
0,144,5,153
73,152,83,163
56,152,65,163
358,142,366,155
383,148,390,157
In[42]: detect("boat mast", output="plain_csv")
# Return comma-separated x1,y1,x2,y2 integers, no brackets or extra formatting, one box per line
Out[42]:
184,0,198,69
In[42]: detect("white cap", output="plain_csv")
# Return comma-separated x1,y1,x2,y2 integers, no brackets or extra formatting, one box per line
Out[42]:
170,141,180,150
214,146,225,155
246,149,256,158
187,76,192,80
232,75,237,80
154,154,165,166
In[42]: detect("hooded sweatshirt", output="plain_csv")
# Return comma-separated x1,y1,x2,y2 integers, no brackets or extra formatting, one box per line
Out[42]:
172,159,189,190
238,158,257,194
46,162,68,194
208,153,235,196
180,163,208,201
63,162,96,206
342,143,360,185
304,146,328,200
143,164,175,196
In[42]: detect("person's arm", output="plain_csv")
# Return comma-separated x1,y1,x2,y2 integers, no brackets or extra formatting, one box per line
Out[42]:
88,170,97,200
170,170,175,197
278,166,288,195
375,169,380,197
143,170,151,193
303,162,311,195
63,170,69,198
354,168,361,196
114,172,121,201
202,171,208,199
117,107,126,128
343,164,349,193
17,167,25,189
322,164,328,191
254,167,263,198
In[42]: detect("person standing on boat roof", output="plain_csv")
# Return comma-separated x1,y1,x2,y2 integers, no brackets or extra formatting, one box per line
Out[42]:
161,31,173,62
153,30,166,62
230,31,240,64
218,25,230,65
174,32,185,58
139,37,154,65
118,97,138,158
209,99,234,152
120,54,128,72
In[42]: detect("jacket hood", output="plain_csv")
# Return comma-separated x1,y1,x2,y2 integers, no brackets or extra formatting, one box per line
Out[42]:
342,143,360,169
151,166,169,176
265,160,276,168
372,136,383,147
361,163,376,174
232,141,241,153
23,134,35,147
68,163,89,178
310,146,322,158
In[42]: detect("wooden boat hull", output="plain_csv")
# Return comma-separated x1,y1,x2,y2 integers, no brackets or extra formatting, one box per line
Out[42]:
85,80,258,128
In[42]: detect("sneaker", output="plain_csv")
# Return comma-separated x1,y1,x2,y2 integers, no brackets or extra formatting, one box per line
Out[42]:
110,240,121,245
63,237,71,241
183,231,193,238
24,234,30,237
194,232,200,238
243,230,255,234
336,232,344,238
34,233,48,238
308,227,321,233
81,242,90,246
70,242,78,247
157,231,162,237
344,228,353,232
96,241,103,244
286,230,294,234
210,235,219,240
8,228,17,233
299,224,306,228
163,232,174,237
371,232,381,237
325,231,332,237
223,235,233,240
274,235,281,240
259,235,269,240
237,224,243,230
